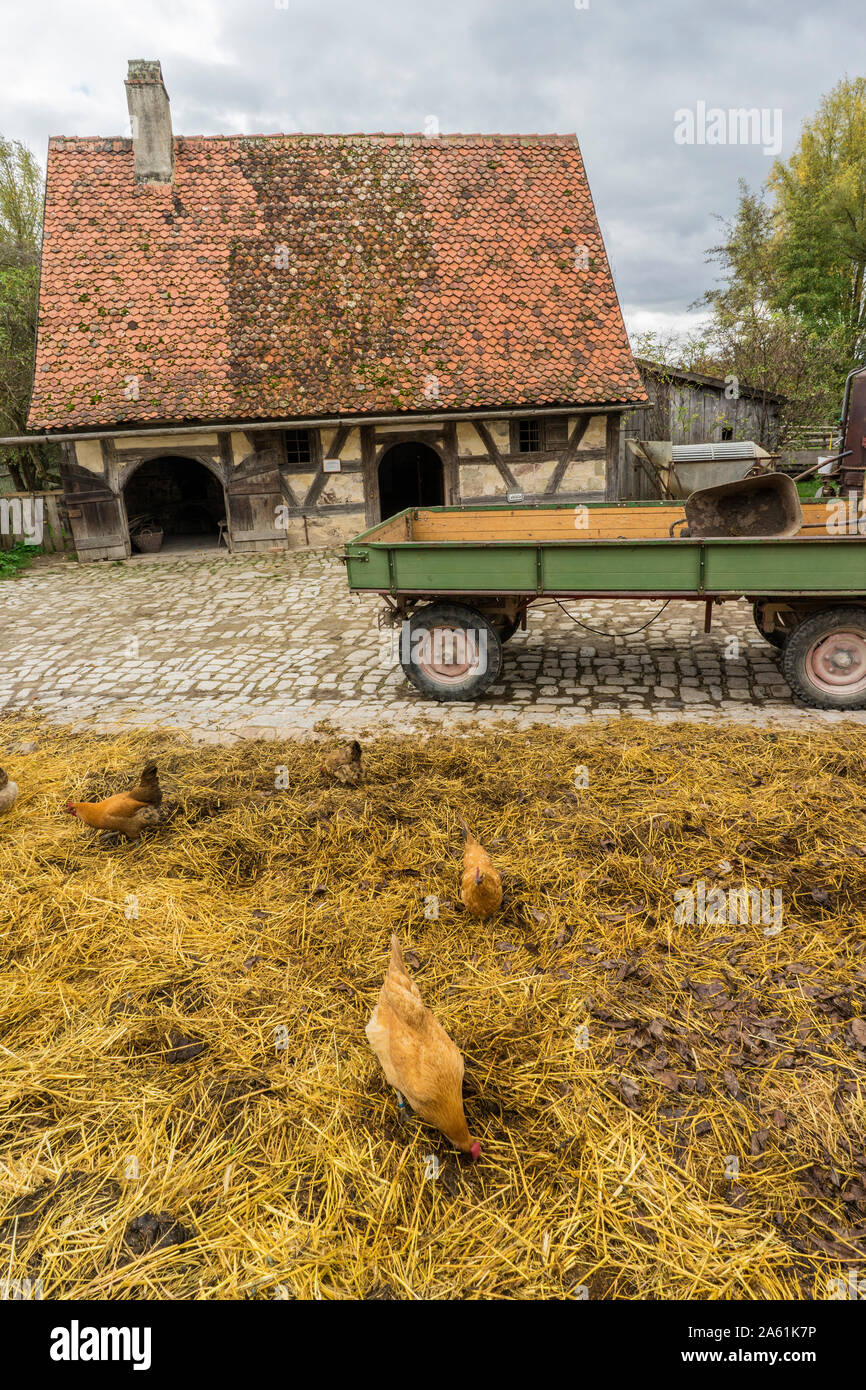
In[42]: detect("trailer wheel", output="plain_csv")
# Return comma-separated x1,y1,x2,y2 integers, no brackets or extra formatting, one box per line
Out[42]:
752,602,786,650
782,607,866,709
400,603,503,701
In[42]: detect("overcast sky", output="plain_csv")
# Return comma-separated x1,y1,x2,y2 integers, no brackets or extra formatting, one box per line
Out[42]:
2,0,860,344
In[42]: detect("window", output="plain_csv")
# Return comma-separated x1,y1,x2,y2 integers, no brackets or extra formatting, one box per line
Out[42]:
517,419,541,453
513,416,568,453
284,428,312,464
544,416,569,449
720,425,734,441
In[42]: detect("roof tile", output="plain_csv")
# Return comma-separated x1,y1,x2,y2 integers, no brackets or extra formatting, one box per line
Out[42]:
28,133,645,430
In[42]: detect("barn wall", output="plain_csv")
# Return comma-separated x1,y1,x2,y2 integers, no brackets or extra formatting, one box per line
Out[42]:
623,371,782,450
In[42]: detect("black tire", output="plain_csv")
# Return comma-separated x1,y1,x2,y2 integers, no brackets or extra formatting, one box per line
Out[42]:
400,602,503,701
782,607,866,710
752,602,786,650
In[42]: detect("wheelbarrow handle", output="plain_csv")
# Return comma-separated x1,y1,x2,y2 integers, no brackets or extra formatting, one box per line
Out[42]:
792,450,852,482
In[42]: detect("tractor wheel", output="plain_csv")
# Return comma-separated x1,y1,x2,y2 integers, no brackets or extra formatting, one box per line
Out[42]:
782,607,866,709
399,603,503,701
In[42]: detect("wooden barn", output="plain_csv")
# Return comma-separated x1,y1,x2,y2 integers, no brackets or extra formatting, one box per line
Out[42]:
27,60,646,560
625,359,784,448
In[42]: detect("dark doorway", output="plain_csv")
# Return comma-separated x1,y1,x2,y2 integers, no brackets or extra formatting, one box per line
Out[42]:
377,442,444,520
123,456,226,553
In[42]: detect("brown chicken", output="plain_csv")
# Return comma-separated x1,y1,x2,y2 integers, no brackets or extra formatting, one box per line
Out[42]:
0,768,19,816
457,816,503,918
321,739,362,786
366,934,481,1158
66,762,163,840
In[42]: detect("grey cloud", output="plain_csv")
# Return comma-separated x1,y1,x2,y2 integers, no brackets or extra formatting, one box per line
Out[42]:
1,0,859,333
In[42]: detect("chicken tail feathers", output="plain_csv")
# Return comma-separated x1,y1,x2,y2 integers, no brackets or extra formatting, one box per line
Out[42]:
129,762,162,807
456,814,477,845
379,935,426,1027
389,932,405,974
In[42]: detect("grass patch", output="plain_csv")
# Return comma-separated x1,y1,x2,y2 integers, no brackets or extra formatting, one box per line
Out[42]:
0,541,41,579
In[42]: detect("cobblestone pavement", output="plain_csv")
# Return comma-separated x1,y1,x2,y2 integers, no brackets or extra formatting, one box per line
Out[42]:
2,548,864,741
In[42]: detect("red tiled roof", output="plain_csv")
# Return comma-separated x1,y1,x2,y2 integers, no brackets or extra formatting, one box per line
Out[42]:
28,133,646,431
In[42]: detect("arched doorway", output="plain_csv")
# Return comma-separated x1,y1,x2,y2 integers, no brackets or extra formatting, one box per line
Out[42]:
123,455,227,553
377,442,444,520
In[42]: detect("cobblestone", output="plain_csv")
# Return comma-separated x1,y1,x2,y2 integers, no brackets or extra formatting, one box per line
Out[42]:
1,548,863,741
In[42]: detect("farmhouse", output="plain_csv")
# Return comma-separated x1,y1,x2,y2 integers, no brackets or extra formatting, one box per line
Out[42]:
27,60,646,560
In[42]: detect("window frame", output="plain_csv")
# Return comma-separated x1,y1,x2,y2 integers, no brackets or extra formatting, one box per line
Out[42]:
510,415,569,454
283,427,314,466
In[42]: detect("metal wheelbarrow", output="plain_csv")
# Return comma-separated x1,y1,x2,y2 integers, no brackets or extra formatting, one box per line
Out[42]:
683,473,803,539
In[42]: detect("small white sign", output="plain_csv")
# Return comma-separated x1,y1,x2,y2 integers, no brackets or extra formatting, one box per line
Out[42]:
323,458,341,473
506,490,524,504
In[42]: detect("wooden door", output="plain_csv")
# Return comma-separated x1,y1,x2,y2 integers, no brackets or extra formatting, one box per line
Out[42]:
225,448,287,549
60,457,130,560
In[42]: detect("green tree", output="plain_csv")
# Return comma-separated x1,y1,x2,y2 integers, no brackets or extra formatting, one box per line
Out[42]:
768,76,866,362
0,135,57,491
696,76,866,435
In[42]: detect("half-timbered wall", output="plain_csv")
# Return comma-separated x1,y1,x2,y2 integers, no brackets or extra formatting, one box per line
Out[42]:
61,409,623,560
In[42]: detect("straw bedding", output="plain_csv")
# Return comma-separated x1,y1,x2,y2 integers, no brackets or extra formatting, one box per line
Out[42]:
0,715,864,1299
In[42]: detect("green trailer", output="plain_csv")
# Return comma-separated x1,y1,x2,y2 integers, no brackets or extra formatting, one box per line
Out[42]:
343,499,866,709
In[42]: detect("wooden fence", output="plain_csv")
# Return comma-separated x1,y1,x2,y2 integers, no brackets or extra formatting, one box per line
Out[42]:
0,490,74,554
781,426,839,451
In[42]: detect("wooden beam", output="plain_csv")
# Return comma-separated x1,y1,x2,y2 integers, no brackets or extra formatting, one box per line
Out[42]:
303,424,350,507
279,473,301,508
472,421,519,491
605,413,623,501
442,421,459,504
373,428,446,448
544,415,592,495
361,425,379,526
217,432,234,479
277,501,366,519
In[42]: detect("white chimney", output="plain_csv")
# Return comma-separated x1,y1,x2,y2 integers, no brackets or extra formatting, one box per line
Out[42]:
125,60,173,185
